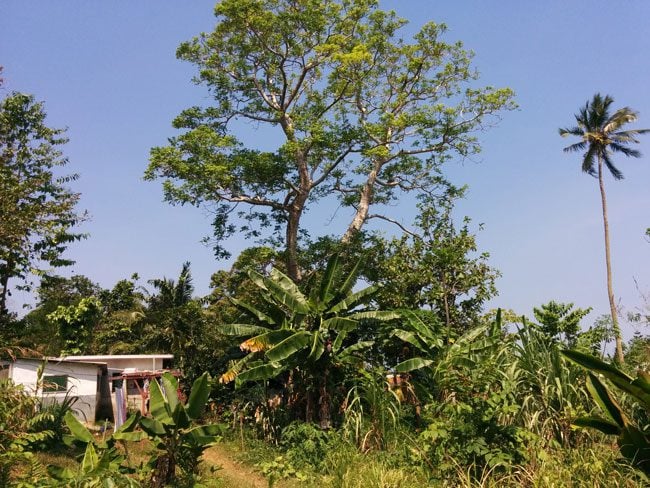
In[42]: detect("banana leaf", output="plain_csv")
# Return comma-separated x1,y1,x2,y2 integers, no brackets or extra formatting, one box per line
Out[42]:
573,416,621,436
186,372,211,420
229,298,276,325
263,268,310,314
395,357,434,373
149,377,173,424
562,349,650,408
64,411,93,443
221,323,271,337
318,254,340,304
265,331,312,362
585,372,627,427
329,285,378,314
237,362,281,383
348,310,401,321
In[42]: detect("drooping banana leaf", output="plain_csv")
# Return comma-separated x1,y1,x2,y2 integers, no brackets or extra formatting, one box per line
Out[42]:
221,323,272,337
262,268,310,314
395,357,434,373
329,285,378,314
338,341,373,358
323,316,358,333
229,298,276,325
562,349,650,408
64,411,94,443
573,416,621,436
307,333,325,362
391,329,428,352
236,362,282,384
265,331,312,362
240,330,293,353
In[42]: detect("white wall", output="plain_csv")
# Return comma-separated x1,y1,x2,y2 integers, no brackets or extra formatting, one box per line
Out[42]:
10,360,99,397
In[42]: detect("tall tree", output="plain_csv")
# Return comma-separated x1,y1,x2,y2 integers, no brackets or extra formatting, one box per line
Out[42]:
146,0,514,282
560,93,649,363
0,92,86,321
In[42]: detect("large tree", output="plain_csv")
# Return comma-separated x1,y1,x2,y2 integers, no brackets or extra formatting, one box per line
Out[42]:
0,92,86,322
560,93,648,363
146,0,514,282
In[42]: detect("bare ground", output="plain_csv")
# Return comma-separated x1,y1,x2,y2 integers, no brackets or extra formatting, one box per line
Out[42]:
202,445,268,488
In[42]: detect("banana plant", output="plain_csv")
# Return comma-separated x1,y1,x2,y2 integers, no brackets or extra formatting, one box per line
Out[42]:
47,411,144,486
220,254,400,427
139,371,223,487
562,349,650,474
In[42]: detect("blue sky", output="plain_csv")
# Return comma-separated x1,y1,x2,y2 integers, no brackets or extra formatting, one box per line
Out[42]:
2,1,649,333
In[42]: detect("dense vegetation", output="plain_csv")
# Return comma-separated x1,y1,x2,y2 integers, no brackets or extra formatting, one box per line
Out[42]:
1,1,649,487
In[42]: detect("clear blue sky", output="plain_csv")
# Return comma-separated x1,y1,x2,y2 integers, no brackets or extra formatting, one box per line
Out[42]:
2,1,649,333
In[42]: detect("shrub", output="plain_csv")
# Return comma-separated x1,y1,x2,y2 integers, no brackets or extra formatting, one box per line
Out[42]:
280,421,334,471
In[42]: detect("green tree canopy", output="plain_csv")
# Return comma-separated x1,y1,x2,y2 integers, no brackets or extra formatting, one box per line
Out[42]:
364,188,499,336
0,91,86,322
146,0,514,281
532,300,592,347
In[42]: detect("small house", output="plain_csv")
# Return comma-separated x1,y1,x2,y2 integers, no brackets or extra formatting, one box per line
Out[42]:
0,357,106,422
1,354,175,426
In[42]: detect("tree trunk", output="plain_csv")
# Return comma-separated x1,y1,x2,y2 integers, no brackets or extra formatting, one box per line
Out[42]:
318,367,331,429
286,205,303,282
0,259,12,320
284,135,310,282
342,160,382,244
598,155,624,363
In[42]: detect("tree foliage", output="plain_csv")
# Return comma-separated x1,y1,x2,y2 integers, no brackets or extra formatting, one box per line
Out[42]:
0,92,86,322
532,300,592,347
146,0,514,281
365,189,499,334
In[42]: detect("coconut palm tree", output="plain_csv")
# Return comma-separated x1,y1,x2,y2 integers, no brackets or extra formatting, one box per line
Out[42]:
560,93,649,363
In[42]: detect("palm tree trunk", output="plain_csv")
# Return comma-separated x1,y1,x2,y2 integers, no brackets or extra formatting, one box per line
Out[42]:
598,155,624,363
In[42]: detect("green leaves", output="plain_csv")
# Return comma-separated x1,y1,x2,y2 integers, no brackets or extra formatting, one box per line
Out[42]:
148,0,515,279
0,91,86,316
148,376,173,425
585,372,626,427
562,349,650,408
562,349,650,474
139,371,223,485
221,254,396,385
64,411,93,443
186,372,211,420
395,357,434,373
266,331,312,362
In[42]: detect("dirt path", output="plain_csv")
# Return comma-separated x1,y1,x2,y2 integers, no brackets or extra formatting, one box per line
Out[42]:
203,445,268,488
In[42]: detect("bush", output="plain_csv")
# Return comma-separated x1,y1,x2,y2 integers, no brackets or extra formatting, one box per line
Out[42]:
280,421,335,471
0,380,53,486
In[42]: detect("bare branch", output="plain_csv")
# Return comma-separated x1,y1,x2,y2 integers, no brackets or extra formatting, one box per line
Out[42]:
367,213,420,238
